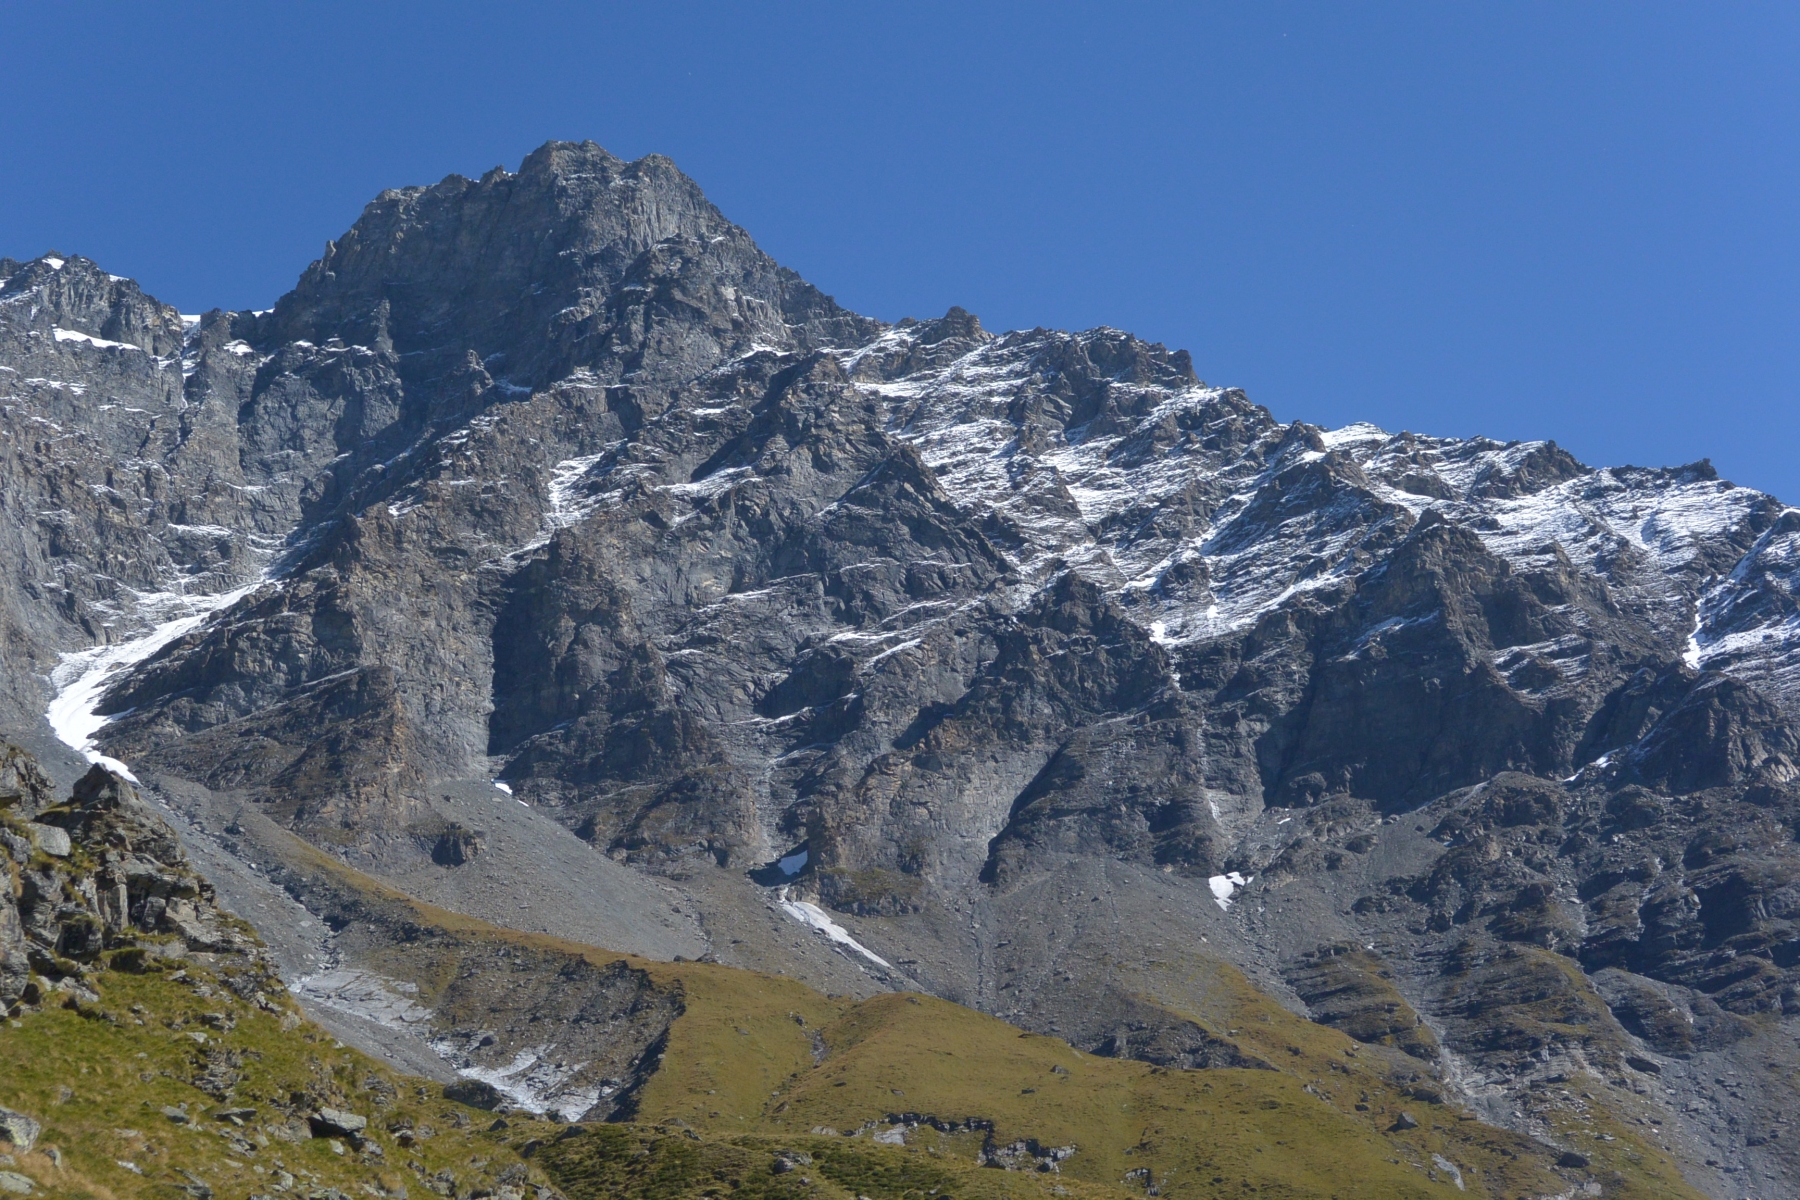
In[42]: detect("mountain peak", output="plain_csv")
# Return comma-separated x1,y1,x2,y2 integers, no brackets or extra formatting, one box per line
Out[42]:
271,139,879,391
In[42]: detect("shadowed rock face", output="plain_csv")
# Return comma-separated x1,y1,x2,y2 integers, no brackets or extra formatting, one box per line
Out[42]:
7,140,1800,1193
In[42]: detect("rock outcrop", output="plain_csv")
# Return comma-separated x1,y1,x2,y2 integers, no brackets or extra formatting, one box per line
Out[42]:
1,747,280,1016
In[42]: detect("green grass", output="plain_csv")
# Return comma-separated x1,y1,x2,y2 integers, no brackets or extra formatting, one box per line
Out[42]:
528,1124,1133,1200
0,956,551,1200
0,909,1704,1200
1107,943,1704,1199
590,950,1703,1200
737,991,1514,1199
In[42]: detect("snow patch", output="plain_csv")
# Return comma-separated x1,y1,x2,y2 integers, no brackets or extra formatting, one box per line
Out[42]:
1565,752,1613,783
776,887,890,967
865,638,922,666
547,452,608,525
435,1045,601,1122
54,327,139,352
1682,601,1707,670
300,968,599,1119
1208,872,1251,912
1320,421,1391,449
293,968,432,1031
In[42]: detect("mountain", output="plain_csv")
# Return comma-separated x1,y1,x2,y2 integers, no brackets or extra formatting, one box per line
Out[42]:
3,140,1798,1199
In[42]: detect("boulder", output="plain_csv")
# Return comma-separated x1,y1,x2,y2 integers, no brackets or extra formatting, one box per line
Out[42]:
0,1110,38,1152
23,826,67,858
444,1079,505,1110
310,1108,367,1138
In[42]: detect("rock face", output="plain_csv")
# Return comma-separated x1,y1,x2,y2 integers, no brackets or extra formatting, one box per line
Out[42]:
6,140,1800,1194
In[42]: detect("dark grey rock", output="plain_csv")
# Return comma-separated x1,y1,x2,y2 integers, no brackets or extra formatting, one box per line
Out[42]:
443,1079,504,1110
0,745,287,1015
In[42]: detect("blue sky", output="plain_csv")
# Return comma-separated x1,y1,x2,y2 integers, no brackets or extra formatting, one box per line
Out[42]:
4,3,1796,499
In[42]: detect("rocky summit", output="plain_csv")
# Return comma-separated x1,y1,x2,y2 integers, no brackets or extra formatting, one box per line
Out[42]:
3,140,1800,1199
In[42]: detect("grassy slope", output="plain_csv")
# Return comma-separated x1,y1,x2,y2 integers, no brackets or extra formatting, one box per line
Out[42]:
529,1124,1132,1200
285,848,1707,1199
6,839,1701,1200
615,943,1705,1199
633,986,1528,1200
0,959,544,1200
1113,947,1701,1198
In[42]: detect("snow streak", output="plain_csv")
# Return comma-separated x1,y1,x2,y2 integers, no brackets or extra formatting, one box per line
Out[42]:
47,582,261,781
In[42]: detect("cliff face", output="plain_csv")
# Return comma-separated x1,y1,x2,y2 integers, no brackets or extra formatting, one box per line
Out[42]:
6,141,1800,1195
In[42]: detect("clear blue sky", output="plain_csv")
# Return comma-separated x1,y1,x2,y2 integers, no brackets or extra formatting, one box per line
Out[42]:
4,3,1796,499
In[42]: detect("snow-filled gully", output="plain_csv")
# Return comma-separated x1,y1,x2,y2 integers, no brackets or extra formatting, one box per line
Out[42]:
46,581,262,781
